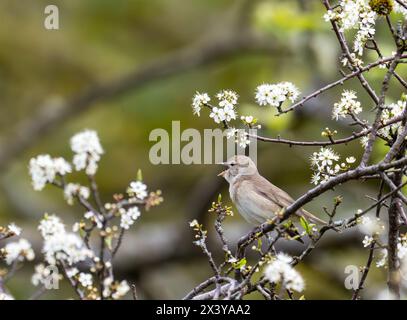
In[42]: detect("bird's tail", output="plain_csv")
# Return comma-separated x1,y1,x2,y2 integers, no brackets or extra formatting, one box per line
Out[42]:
299,209,327,225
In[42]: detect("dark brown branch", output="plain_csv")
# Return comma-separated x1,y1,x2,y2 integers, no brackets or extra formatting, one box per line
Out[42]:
387,153,404,299
112,227,125,258
252,113,405,146
395,0,407,9
352,241,376,300
380,173,407,206
88,175,105,214
59,262,85,300
280,55,404,115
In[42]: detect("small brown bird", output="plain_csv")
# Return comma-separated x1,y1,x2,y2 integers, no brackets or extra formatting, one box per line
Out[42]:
218,155,327,228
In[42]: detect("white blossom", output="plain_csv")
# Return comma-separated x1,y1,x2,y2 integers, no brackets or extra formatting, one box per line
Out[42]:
341,53,363,68
72,223,80,232
240,115,261,129
241,115,254,124
360,135,369,148
209,107,226,124
31,263,62,286
102,277,114,298
362,235,374,247
7,223,21,236
31,263,47,286
323,0,377,56
43,233,93,266
236,130,250,148
280,82,300,102
255,82,300,107
216,90,238,109
264,253,304,292
379,99,406,139
64,183,90,205
78,272,93,287
0,293,14,300
189,219,199,228
311,147,339,167
84,211,103,229
357,215,385,235
376,249,387,268
346,156,356,164
223,105,237,122
128,181,148,200
354,8,376,55
398,243,407,260
191,92,210,116
338,1,361,30
310,172,321,186
398,235,407,260
194,90,238,124
310,147,350,185
255,84,280,107
398,235,407,286
4,238,35,265
53,158,72,176
84,211,94,219
225,128,237,139
112,281,130,300
103,277,130,299
70,130,104,175
38,214,93,266
378,62,387,69
29,155,55,191
38,214,66,239
332,90,362,120
120,207,141,230
323,9,337,22
29,155,72,191
66,267,79,278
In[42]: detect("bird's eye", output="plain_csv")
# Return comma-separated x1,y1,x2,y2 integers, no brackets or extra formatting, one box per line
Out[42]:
230,162,236,166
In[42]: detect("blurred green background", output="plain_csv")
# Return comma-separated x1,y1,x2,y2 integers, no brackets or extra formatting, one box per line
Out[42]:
0,0,405,299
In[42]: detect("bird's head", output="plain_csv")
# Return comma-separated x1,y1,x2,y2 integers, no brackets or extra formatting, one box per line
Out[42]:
218,155,258,183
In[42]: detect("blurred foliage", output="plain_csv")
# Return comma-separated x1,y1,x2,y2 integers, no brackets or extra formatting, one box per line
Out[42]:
0,0,405,299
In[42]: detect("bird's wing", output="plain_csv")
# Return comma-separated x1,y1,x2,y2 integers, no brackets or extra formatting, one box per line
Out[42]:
233,179,283,224
248,174,327,225
248,174,295,209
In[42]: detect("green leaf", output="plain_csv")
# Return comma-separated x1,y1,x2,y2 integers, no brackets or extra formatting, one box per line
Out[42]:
137,169,143,181
283,220,293,229
218,193,222,203
79,227,86,238
300,216,311,235
233,258,247,270
105,236,113,250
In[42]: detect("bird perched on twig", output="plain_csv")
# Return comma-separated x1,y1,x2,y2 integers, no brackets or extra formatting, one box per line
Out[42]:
218,155,326,240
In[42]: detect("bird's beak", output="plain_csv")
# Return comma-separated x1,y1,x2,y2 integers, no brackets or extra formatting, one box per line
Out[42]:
217,162,228,177
218,170,227,177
